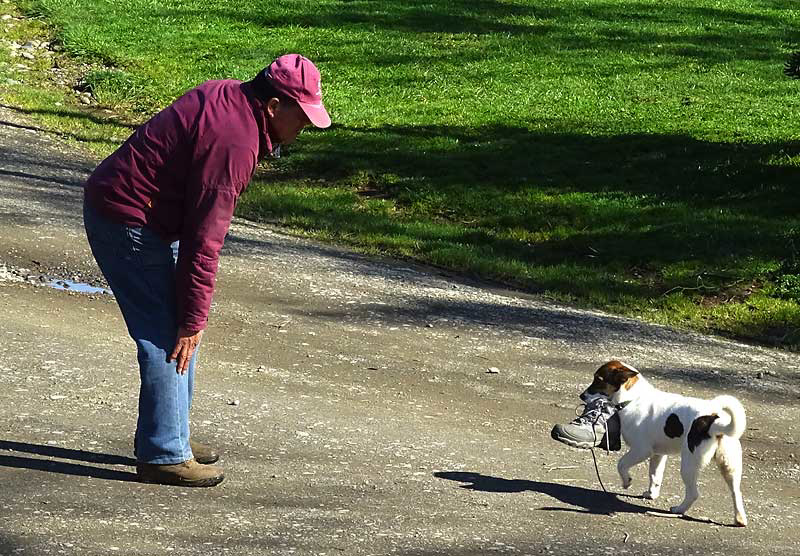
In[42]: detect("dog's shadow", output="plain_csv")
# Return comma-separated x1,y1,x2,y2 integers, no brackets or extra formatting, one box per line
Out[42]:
435,471,732,526
0,440,137,482
435,470,651,515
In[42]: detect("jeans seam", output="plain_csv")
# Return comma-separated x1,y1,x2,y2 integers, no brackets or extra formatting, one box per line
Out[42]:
174,373,188,462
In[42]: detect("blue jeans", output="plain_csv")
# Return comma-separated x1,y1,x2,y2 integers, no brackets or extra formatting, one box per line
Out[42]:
83,198,196,464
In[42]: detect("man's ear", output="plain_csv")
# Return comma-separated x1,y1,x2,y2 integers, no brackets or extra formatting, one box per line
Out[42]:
265,97,280,119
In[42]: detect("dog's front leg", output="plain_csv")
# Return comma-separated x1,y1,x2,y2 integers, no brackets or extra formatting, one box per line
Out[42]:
617,449,649,490
645,454,668,499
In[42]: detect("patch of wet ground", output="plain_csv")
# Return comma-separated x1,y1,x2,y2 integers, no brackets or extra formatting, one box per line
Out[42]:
1,261,110,294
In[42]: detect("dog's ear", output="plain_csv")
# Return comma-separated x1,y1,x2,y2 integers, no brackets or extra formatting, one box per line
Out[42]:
608,368,638,387
595,360,640,391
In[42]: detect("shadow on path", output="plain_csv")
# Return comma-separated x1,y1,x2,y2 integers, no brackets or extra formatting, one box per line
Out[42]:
435,470,651,516
434,470,732,527
0,440,137,482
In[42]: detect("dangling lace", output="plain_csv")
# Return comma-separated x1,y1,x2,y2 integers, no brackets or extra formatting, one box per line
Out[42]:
573,397,629,493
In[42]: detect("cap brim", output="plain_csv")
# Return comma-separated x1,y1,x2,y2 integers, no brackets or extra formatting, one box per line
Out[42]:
299,101,331,129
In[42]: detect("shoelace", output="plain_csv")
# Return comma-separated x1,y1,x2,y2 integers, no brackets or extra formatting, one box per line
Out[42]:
573,398,616,427
574,398,618,493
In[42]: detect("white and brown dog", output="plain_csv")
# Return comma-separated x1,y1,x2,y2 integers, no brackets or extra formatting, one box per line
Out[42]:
582,360,747,527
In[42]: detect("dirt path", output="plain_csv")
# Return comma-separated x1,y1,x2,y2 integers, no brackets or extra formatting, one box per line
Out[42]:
1,105,799,556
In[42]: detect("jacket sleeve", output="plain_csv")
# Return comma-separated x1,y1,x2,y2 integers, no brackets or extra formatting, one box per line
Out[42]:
175,140,257,334
175,186,240,334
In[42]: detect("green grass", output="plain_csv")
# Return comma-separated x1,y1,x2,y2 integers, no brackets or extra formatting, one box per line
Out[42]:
2,0,800,348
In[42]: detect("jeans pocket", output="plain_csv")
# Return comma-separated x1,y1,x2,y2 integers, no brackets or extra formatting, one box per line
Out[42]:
125,226,177,306
126,226,174,270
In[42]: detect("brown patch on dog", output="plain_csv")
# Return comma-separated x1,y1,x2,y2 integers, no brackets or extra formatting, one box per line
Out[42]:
586,360,639,397
688,413,719,453
624,374,639,390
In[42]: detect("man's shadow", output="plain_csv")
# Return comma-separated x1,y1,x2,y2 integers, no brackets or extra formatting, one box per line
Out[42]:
0,440,137,482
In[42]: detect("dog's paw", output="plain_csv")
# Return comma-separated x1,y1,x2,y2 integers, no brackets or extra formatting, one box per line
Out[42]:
643,488,660,500
620,475,633,489
669,505,686,515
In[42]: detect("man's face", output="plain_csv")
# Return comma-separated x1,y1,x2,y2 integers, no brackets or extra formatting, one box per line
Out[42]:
266,98,312,145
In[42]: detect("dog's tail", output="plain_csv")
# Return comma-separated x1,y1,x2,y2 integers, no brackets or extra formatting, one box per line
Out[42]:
709,395,747,439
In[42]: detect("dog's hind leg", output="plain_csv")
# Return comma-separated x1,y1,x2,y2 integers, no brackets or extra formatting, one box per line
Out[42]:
644,454,668,500
670,447,704,516
716,437,747,527
617,448,650,490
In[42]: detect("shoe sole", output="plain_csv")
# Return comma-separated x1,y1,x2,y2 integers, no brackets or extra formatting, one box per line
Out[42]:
137,473,225,487
550,427,599,450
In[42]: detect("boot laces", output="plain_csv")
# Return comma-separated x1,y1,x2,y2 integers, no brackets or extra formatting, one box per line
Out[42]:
573,397,616,427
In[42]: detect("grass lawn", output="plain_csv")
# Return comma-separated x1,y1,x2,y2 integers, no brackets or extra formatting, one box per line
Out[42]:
2,0,800,348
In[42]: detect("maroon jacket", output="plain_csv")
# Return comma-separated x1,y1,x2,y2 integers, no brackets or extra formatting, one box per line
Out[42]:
85,79,273,334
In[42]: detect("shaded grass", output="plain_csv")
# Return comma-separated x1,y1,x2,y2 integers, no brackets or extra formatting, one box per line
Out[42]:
2,0,800,348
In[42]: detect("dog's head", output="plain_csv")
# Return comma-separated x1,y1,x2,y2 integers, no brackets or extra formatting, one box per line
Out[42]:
580,360,640,404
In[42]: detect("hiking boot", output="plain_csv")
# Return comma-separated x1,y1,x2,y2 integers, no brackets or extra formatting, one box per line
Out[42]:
190,440,220,464
551,397,618,450
136,458,225,487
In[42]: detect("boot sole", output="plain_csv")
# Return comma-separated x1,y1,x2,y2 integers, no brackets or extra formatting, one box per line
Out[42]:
137,472,225,487
550,426,599,450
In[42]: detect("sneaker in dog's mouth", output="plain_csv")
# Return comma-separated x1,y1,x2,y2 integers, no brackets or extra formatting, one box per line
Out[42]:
551,397,620,450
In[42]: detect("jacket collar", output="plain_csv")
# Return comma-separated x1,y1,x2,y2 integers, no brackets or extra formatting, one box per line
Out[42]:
241,81,275,160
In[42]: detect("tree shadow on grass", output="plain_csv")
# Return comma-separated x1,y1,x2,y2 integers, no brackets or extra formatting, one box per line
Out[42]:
249,123,800,278
159,1,792,67
238,122,800,349
297,123,800,208
164,0,547,36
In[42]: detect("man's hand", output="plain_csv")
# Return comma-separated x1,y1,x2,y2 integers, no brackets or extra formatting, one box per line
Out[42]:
169,326,204,374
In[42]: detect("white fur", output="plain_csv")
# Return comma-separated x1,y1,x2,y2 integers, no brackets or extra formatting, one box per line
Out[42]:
583,364,748,527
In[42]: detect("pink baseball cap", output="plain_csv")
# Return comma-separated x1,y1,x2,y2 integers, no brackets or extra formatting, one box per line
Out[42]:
266,54,331,128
